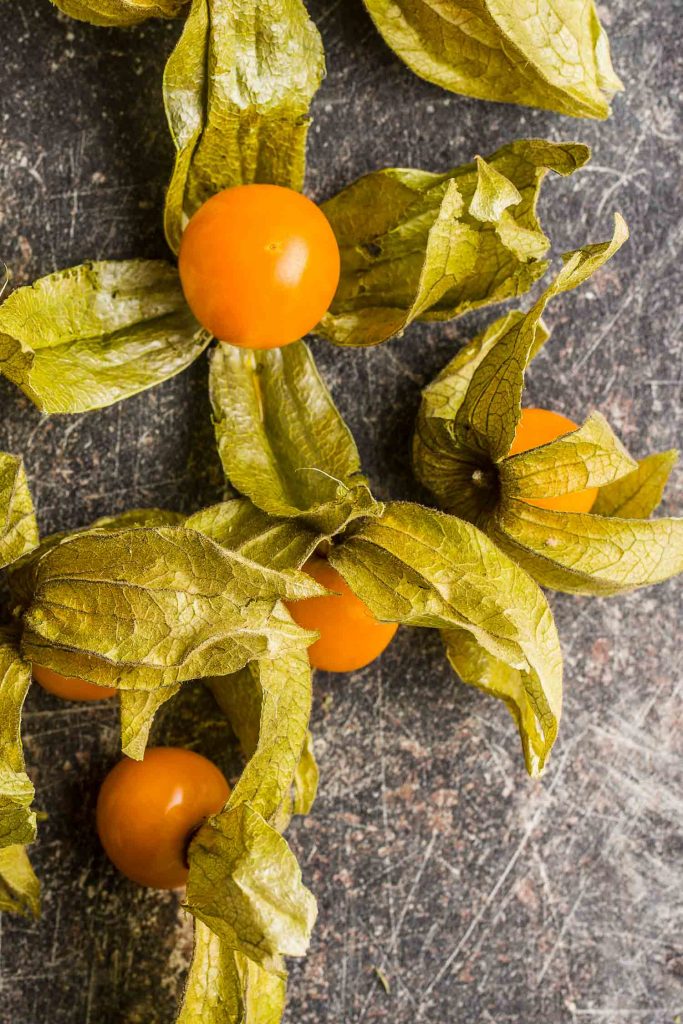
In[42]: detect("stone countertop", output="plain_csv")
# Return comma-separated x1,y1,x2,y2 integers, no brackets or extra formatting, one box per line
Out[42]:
0,1,681,1022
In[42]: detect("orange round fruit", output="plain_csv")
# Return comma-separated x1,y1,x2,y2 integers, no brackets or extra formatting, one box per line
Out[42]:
32,664,117,702
508,408,599,513
287,556,398,672
178,184,340,349
96,747,230,890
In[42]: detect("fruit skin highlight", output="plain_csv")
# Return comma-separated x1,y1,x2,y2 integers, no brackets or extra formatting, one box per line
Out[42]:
288,556,398,672
32,664,117,702
178,184,341,350
508,408,600,514
96,747,231,890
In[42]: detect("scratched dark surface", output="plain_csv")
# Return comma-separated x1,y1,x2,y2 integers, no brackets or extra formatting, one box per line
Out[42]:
1,1,682,1022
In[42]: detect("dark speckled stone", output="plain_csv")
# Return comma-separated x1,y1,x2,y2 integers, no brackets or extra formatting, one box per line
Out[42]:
0,2,681,1022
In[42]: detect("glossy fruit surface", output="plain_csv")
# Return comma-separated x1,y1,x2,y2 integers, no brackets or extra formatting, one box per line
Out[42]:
32,664,117,702
287,556,398,672
178,184,340,349
96,747,230,889
508,407,599,513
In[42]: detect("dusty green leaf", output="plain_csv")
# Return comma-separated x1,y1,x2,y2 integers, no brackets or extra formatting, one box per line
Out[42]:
362,0,622,119
0,629,36,848
51,0,186,25
0,261,210,413
0,845,40,918
209,648,312,822
329,502,562,773
7,507,184,618
21,526,324,691
187,801,317,971
120,686,181,760
0,453,38,571
189,650,315,983
469,156,522,222
208,648,316,826
187,501,321,572
267,788,296,839
593,450,679,519
178,929,286,1024
500,412,636,500
163,0,325,253
181,354,325,1015
292,731,318,816
177,920,246,1024
453,215,629,462
178,924,288,1024
320,180,478,348
413,311,534,525
319,139,590,347
493,502,683,596
443,627,558,774
417,311,548,430
210,342,382,533
239,955,288,1023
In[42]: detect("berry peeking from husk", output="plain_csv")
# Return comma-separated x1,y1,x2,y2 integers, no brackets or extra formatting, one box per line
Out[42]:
32,664,117,702
288,557,398,672
96,747,230,890
508,408,599,513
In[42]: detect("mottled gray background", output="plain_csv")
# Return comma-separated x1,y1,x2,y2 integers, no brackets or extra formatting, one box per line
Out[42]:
0,1,682,1022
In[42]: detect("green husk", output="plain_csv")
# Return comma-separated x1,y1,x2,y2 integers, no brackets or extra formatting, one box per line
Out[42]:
0,262,210,414
0,453,38,571
21,526,324,690
182,648,317,1016
319,139,590,347
362,0,622,119
163,0,325,253
414,217,683,595
329,502,563,774
0,629,37,850
209,342,382,533
0,845,40,918
187,501,321,572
